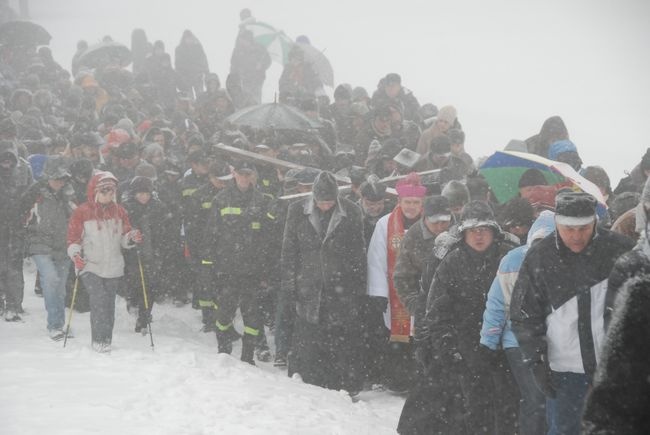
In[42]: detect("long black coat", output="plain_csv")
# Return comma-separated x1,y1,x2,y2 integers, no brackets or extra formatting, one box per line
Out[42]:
582,274,650,434
280,196,366,326
281,196,366,391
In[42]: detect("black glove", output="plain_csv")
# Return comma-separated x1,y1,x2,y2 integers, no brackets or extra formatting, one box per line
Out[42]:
531,360,556,398
369,296,388,314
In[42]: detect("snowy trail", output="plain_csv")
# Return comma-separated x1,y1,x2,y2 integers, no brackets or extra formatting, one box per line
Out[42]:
0,264,404,435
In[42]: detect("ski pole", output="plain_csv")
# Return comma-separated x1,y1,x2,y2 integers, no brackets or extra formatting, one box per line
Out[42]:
63,271,79,348
136,249,155,349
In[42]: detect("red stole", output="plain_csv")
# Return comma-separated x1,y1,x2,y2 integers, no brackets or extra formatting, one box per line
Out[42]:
386,206,412,343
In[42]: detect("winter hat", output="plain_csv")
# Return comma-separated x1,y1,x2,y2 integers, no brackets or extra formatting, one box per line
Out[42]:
351,87,369,102
134,161,157,180
640,148,650,172
69,158,94,182
114,141,139,159
396,172,426,198
609,191,640,222
436,106,457,125
360,175,387,201
448,128,465,145
208,160,233,181
441,180,470,209
295,167,321,186
518,168,547,188
102,128,130,157
116,118,136,139
187,149,209,165
95,172,117,188
312,171,338,201
458,201,499,233
142,142,164,161
333,84,352,101
41,156,71,180
547,139,577,161
582,166,611,195
429,135,452,155
384,73,401,85
348,166,367,186
129,176,153,194
232,159,256,173
498,197,534,228
424,195,452,223
554,191,597,226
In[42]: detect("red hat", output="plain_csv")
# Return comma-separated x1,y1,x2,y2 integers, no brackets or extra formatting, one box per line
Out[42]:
395,172,426,198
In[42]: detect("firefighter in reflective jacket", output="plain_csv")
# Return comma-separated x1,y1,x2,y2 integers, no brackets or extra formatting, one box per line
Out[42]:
187,160,232,331
199,160,275,364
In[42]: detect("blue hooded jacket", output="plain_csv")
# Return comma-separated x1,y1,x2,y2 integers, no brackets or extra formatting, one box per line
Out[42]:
480,211,556,349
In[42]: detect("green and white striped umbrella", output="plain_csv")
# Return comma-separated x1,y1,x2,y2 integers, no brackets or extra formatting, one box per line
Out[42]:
242,21,293,65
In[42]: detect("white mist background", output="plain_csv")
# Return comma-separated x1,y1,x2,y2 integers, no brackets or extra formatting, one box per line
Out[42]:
20,0,650,185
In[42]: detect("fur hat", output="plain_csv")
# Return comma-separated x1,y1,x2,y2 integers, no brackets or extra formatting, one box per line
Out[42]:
555,191,597,226
312,171,338,201
458,201,499,233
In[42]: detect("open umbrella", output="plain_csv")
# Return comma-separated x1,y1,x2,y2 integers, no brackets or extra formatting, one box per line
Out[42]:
0,21,50,46
296,42,333,87
479,150,607,206
242,21,293,65
225,102,322,131
77,41,132,69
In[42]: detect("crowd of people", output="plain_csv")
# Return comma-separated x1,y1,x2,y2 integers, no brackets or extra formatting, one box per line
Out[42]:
1,6,649,435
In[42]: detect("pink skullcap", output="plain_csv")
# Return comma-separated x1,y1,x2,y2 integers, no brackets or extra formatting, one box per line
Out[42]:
395,172,426,198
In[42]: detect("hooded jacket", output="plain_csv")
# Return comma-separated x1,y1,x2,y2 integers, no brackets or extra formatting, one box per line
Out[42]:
480,211,556,350
67,172,134,278
511,221,633,377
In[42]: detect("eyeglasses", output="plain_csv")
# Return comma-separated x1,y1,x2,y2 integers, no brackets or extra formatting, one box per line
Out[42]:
99,187,116,194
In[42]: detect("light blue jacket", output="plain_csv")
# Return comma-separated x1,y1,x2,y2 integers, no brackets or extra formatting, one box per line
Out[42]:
480,211,556,350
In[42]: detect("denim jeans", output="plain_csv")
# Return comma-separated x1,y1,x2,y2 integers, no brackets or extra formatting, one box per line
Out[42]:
550,371,590,435
32,254,70,330
505,347,547,435
81,272,120,345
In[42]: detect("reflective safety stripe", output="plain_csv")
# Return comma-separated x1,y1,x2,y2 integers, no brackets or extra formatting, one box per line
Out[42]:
243,326,260,336
220,207,242,216
215,321,232,331
201,260,213,265
251,222,261,230
266,212,276,220
262,179,270,187
182,188,198,197
198,300,215,308
201,202,213,209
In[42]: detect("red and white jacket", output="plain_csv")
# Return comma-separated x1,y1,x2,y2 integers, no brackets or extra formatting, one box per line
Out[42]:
67,172,134,278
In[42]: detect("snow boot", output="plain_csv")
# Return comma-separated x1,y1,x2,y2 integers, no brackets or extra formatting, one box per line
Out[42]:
273,354,287,368
48,328,65,341
241,335,256,365
92,342,111,353
216,330,233,354
4,310,21,322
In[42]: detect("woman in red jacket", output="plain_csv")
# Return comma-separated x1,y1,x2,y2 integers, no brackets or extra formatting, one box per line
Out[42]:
67,171,141,353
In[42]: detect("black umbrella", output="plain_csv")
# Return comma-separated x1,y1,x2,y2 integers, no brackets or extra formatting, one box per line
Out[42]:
0,21,51,46
77,41,132,69
225,102,322,131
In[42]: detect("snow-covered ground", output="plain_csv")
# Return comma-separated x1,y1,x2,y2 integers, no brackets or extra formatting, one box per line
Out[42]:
0,263,404,435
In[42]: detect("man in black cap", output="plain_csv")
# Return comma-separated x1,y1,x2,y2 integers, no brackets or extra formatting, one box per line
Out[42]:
186,160,232,331
358,175,390,247
198,158,274,364
280,171,366,392
176,149,211,306
511,191,634,435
